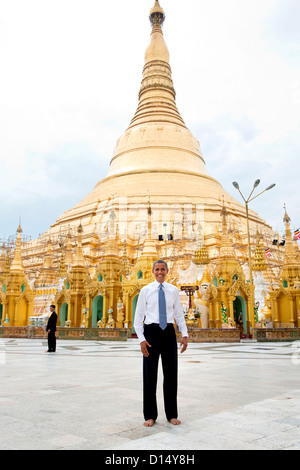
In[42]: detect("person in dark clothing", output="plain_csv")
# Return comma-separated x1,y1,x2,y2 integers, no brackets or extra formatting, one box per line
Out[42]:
46,305,57,353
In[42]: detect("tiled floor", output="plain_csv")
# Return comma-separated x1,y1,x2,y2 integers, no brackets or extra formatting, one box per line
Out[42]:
0,337,300,450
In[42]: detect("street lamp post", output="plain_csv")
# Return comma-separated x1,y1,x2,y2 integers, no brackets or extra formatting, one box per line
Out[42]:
232,180,275,332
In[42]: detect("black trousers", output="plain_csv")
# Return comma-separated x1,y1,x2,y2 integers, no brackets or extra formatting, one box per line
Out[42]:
48,331,56,352
143,323,178,421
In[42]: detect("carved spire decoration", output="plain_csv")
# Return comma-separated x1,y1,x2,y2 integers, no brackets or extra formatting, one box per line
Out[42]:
10,224,24,273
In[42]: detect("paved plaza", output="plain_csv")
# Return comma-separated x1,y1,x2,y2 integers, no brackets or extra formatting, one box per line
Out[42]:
0,337,300,450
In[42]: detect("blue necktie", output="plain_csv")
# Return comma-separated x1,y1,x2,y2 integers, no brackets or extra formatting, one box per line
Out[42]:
158,284,167,330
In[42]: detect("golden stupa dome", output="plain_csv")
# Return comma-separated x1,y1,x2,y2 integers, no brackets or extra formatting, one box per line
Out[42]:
37,0,272,250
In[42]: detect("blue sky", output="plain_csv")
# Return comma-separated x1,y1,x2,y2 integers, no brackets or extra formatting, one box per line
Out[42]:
0,0,299,242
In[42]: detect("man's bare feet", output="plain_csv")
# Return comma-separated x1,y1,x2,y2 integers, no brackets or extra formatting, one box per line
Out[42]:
169,418,181,425
143,419,155,427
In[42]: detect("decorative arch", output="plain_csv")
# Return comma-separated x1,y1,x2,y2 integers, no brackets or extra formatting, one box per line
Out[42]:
92,295,103,328
233,295,247,334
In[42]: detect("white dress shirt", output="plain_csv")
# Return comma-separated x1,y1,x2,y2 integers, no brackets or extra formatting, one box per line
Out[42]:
133,280,188,343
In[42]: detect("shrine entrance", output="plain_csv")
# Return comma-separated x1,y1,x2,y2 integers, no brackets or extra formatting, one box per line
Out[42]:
233,296,247,335
92,295,103,328
60,302,68,327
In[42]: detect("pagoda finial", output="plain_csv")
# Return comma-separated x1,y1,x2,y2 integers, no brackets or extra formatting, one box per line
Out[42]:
283,204,290,223
10,223,24,272
17,216,22,234
72,222,85,268
149,0,165,26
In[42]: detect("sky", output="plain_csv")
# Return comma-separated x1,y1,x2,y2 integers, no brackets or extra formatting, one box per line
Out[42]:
0,0,299,243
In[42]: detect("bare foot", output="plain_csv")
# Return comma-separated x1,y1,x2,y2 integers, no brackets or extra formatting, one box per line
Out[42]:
169,418,181,425
143,419,155,427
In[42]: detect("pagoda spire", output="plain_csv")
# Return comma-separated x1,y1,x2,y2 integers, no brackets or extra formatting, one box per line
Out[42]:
282,207,298,267
253,230,266,271
72,223,86,268
0,243,6,276
105,0,209,186
141,200,157,257
10,224,24,273
35,238,57,286
128,0,185,129
219,204,236,259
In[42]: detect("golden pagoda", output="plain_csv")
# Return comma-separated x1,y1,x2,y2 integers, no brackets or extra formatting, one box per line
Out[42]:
1,225,33,326
2,2,298,337
22,0,273,270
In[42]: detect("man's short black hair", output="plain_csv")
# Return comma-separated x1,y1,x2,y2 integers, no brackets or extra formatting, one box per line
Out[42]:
153,260,168,270
50,305,56,309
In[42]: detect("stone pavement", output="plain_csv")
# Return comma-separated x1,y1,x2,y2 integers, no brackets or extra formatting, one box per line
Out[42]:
0,337,300,450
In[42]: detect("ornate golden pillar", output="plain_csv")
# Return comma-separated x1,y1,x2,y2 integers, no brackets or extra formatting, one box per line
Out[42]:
102,290,108,323
85,293,91,327
2,301,7,325
208,301,214,328
228,297,235,324
215,300,221,327
124,293,130,328
296,294,300,327
273,299,279,327
289,297,295,326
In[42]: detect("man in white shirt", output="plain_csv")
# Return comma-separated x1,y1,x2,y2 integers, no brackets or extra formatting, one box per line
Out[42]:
134,260,188,427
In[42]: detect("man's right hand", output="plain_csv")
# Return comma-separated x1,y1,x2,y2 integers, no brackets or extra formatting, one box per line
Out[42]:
140,340,151,357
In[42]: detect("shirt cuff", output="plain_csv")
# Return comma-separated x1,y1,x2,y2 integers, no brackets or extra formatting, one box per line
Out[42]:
137,333,146,343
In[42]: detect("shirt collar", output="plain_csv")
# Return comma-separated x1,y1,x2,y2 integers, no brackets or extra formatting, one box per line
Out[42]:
154,280,166,288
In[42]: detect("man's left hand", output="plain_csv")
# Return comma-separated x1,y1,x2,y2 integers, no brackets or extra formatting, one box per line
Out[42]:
180,336,188,353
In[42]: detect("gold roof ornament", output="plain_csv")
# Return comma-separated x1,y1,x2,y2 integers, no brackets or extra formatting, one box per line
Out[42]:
219,203,236,259
58,245,67,278
72,223,86,268
200,266,211,285
34,238,58,286
253,230,266,271
149,0,166,25
192,243,209,265
282,207,298,265
0,243,6,275
64,231,73,266
10,223,24,273
283,205,291,224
